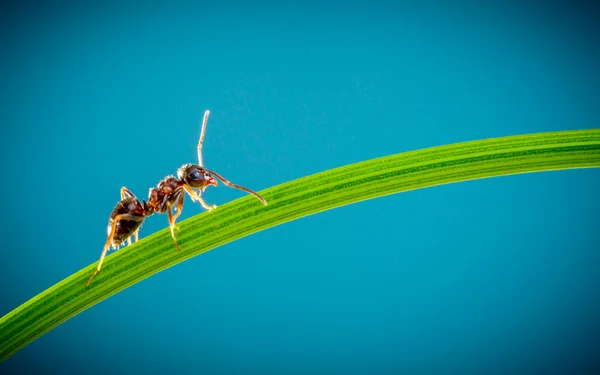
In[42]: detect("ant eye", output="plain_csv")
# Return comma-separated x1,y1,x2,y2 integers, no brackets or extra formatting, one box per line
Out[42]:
189,172,200,180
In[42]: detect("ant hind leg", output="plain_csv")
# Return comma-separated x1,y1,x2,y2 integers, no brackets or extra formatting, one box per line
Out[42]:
86,213,143,286
120,187,136,200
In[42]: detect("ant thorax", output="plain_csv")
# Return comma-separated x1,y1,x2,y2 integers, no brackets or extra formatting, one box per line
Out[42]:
147,176,182,213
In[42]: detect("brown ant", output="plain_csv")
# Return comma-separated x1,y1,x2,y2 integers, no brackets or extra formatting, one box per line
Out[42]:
86,110,267,286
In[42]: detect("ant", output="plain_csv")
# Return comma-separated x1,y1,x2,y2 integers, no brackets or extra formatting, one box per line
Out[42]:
86,110,267,286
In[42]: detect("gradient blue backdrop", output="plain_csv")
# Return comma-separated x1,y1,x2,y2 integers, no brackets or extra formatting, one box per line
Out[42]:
1,2,599,374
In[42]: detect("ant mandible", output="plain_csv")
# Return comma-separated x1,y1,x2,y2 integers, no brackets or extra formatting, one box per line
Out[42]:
86,110,267,286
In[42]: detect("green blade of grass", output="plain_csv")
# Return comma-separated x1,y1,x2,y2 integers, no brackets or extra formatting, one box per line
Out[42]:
1,129,599,361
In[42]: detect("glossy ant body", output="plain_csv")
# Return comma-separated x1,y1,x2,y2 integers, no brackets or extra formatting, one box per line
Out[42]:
86,110,267,286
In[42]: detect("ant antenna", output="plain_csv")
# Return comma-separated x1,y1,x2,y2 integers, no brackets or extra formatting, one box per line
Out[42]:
197,110,210,167
206,169,267,206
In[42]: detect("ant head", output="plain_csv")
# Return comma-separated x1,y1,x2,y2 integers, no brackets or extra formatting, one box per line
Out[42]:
177,164,218,189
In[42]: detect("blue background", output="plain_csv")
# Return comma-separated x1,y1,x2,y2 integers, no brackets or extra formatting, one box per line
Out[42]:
1,2,599,374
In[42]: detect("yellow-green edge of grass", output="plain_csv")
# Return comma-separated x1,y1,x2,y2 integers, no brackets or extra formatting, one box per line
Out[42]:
1,129,599,361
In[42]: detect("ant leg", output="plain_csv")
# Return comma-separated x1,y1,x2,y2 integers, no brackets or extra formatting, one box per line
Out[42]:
86,213,143,287
182,185,200,202
172,192,185,222
120,187,136,200
182,185,217,211
134,230,139,243
165,191,186,234
127,237,132,246
197,196,216,211
167,207,182,252
205,169,268,206
197,110,210,167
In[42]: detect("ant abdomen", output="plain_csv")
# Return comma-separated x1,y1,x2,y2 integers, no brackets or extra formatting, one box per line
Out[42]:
108,197,146,249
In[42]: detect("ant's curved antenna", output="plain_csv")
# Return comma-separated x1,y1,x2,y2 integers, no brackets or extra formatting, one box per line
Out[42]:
205,169,267,206
197,110,210,167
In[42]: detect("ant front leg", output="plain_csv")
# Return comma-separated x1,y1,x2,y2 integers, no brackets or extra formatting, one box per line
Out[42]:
197,196,217,211
183,185,217,211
